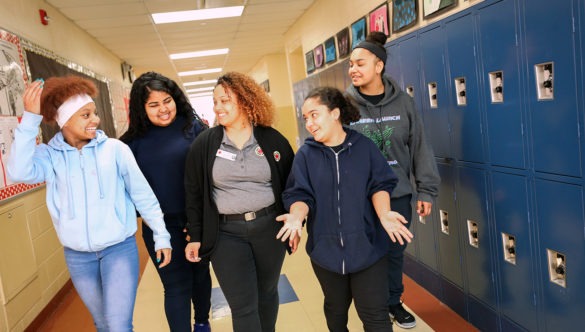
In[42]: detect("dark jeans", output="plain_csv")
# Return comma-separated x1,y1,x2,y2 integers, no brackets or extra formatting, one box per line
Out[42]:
311,257,392,332
142,215,212,332
388,194,413,306
211,210,286,332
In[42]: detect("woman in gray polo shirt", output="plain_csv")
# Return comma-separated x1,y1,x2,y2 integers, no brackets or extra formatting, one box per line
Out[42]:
184,71,295,332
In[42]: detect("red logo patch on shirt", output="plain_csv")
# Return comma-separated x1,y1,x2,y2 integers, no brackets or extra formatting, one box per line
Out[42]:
273,151,281,162
255,146,264,156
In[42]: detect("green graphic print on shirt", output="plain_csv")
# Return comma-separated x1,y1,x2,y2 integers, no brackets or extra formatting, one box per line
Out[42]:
362,124,394,159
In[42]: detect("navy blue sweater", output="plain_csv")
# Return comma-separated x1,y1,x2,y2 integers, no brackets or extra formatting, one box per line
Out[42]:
126,115,205,217
283,128,398,274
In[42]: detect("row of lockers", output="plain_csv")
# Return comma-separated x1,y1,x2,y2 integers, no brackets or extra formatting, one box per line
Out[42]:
388,0,585,331
292,0,585,331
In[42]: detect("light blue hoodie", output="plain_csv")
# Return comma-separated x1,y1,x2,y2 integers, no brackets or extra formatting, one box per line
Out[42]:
7,112,171,252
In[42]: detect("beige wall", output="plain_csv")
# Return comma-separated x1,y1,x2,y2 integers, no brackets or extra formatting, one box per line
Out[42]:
0,1,127,331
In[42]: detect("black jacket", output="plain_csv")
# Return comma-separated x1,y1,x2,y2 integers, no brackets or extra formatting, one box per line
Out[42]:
185,125,294,257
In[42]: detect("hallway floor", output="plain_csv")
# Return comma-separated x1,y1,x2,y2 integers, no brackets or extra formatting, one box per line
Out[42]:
31,225,478,332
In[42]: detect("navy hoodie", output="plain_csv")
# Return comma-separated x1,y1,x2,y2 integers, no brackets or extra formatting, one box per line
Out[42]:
283,128,398,274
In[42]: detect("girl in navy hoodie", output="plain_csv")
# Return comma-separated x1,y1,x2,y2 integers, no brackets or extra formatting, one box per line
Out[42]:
277,87,413,331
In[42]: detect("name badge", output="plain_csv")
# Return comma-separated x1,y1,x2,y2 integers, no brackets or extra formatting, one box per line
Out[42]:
216,149,237,161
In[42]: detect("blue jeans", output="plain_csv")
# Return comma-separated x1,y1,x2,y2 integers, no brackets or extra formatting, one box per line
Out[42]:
388,195,412,306
64,236,139,332
142,215,211,332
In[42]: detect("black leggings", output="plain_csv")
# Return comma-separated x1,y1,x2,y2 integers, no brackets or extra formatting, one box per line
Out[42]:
312,258,393,332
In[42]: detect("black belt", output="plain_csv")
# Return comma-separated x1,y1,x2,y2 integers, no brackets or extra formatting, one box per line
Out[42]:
220,204,277,222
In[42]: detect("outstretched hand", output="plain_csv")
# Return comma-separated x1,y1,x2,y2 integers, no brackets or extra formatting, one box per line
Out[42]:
380,211,413,245
24,79,43,115
275,213,303,253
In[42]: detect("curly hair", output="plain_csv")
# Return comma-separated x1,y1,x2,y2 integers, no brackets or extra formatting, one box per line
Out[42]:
216,72,275,126
40,76,98,124
305,87,361,125
119,71,208,142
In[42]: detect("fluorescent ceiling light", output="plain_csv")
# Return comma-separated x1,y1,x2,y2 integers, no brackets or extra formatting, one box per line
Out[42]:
152,6,244,24
189,92,213,98
184,79,217,87
179,68,222,76
186,86,215,93
171,48,229,60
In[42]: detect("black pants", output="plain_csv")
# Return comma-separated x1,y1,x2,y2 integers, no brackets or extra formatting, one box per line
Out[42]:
311,258,393,332
211,210,286,332
142,216,212,332
388,194,413,306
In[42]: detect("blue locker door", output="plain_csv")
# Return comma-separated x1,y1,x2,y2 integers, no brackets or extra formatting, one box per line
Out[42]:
445,14,485,163
419,26,451,159
385,42,403,86
399,36,425,133
457,167,497,308
491,172,537,331
478,0,526,169
437,163,464,288
525,0,582,177
534,179,585,330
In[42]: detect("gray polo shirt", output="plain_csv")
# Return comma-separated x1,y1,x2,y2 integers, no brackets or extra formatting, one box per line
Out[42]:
212,130,275,214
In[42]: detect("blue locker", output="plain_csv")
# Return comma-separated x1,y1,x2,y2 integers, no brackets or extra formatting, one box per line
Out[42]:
436,163,464,288
524,0,582,177
399,36,426,132
457,166,497,308
491,171,537,331
419,26,452,159
445,13,485,163
385,43,403,86
534,179,585,330
477,0,527,169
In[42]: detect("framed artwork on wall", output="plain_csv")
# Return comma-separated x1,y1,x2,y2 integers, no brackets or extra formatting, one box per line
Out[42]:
351,17,367,49
313,44,324,69
305,50,315,74
324,37,337,64
393,0,418,32
423,0,456,18
336,27,350,58
369,3,390,36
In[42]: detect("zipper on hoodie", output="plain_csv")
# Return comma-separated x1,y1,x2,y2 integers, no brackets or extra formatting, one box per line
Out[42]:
330,146,346,274
79,150,93,251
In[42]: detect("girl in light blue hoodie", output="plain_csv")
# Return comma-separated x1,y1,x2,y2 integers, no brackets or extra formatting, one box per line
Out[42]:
7,76,172,332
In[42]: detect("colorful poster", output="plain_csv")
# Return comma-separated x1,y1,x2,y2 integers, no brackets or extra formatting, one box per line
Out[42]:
393,0,417,32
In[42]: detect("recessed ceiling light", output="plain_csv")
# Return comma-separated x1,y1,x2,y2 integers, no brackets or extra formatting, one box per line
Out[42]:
170,48,228,60
152,6,244,24
179,68,222,76
184,79,218,87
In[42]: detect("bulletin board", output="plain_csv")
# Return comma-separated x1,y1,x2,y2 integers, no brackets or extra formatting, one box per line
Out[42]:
0,29,44,202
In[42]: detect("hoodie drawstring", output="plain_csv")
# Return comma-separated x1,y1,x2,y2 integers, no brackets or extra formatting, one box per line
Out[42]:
93,146,104,199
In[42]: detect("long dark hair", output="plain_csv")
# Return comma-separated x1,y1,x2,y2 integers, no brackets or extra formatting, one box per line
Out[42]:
305,87,361,125
120,71,207,142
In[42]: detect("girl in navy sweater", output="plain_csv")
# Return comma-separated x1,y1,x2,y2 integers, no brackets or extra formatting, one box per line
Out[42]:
120,72,211,332
277,87,413,332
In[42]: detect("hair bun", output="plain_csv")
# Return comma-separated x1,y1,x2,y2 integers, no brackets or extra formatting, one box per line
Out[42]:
366,31,388,46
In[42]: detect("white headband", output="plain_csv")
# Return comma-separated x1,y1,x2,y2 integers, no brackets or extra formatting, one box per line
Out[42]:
56,94,94,128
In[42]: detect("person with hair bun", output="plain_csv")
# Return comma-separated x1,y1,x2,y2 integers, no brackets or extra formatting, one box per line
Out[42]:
120,72,211,332
7,76,172,332
347,31,441,329
184,72,294,332
277,86,412,331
